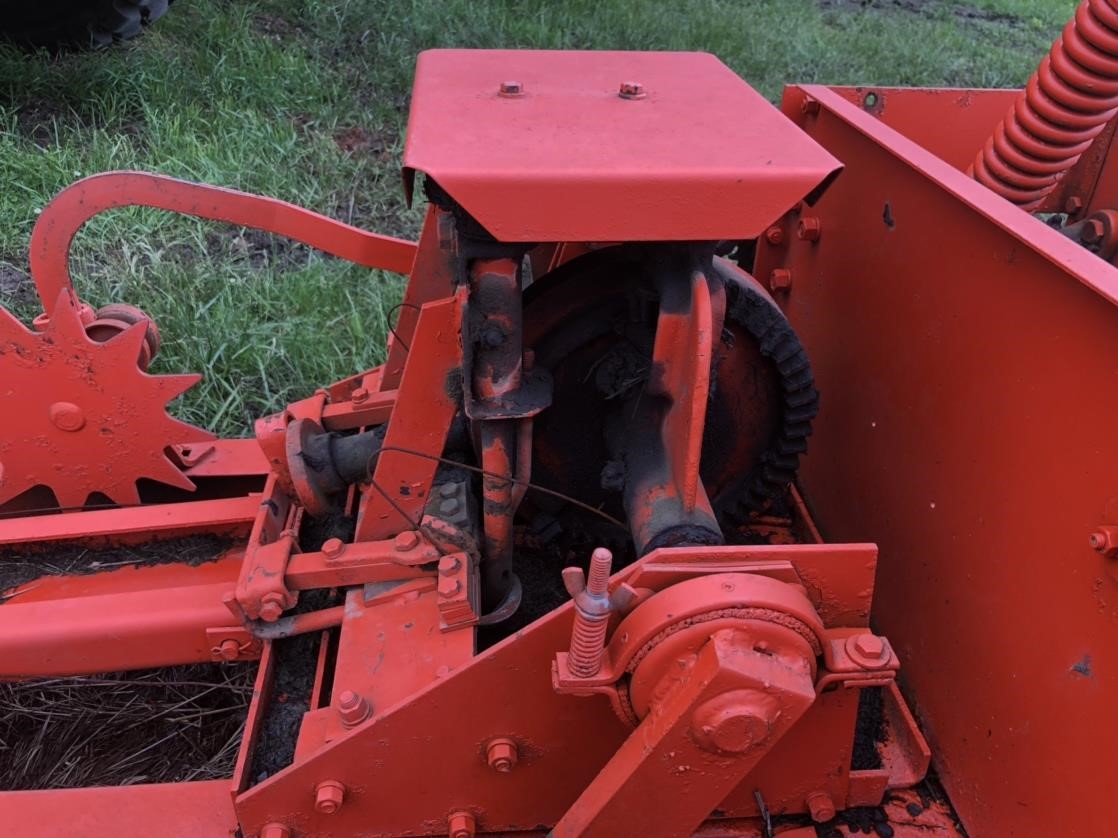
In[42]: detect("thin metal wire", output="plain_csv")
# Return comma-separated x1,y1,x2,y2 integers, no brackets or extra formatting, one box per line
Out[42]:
371,444,628,532
385,302,421,354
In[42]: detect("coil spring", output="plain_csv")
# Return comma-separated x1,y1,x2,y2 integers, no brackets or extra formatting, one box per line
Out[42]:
971,0,1118,210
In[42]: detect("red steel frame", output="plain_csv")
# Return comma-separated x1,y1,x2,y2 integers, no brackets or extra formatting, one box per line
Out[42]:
4,43,1116,837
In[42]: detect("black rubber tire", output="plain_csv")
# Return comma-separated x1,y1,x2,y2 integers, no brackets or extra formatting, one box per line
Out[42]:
0,0,170,49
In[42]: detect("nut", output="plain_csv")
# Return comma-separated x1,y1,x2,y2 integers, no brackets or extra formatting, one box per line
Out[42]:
499,80,524,97
337,689,372,728
260,823,291,838
439,577,462,597
439,555,462,576
806,791,837,823
798,216,822,242
801,97,820,115
1089,525,1118,557
394,530,420,552
769,268,793,292
764,226,785,246
618,81,646,100
321,537,345,559
1065,195,1084,214
486,737,518,773
351,386,369,404
259,592,286,623
854,634,885,658
314,780,346,814
217,639,241,661
439,482,458,499
845,633,891,669
439,497,460,516
448,811,476,838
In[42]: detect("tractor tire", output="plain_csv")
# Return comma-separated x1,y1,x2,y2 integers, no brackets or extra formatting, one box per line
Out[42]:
0,0,170,49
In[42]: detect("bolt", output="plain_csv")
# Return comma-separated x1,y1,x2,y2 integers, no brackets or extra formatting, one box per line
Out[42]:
440,555,462,576
314,779,346,814
1089,525,1118,557
448,810,476,838
259,592,286,623
48,402,85,432
806,791,837,823
498,80,524,97
845,633,889,668
618,81,646,100
439,577,462,597
1083,218,1106,244
798,216,822,242
1065,195,1084,215
764,226,785,246
337,689,372,727
565,547,613,678
394,530,420,552
321,537,345,559
439,497,460,517
769,268,793,292
260,824,291,838
486,737,518,773
854,634,885,658
217,639,241,661
351,386,369,404
439,482,458,499
801,97,821,115
691,691,772,754
481,326,506,348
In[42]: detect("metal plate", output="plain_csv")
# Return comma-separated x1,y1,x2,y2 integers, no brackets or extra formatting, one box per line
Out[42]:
403,49,842,242
775,83,1118,837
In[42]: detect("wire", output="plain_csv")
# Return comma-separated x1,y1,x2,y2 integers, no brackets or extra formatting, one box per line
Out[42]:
371,444,628,532
385,302,421,354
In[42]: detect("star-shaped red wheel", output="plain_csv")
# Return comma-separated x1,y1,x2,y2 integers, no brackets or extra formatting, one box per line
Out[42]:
0,290,213,509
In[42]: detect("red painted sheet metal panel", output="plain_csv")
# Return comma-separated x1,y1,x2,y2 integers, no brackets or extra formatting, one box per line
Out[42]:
0,780,238,837
777,83,1118,836
824,86,1018,172
404,49,842,242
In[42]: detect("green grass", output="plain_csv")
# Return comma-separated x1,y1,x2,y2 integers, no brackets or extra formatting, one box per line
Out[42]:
0,0,1077,435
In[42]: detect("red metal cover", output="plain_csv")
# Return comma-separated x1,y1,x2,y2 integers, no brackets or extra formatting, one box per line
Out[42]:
403,50,842,242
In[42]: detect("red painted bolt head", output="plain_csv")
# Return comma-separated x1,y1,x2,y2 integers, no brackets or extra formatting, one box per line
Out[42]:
854,634,885,658
499,80,524,97
337,689,372,727
798,216,822,241
314,779,346,814
259,592,286,623
260,823,291,838
439,555,462,576
394,530,420,552
48,402,85,432
806,791,837,823
1065,195,1084,215
618,81,646,99
764,226,785,246
350,386,369,404
439,576,462,597
486,737,518,773
692,692,772,755
800,97,821,115
769,268,793,292
1089,526,1118,557
321,537,345,559
217,639,241,661
448,810,476,838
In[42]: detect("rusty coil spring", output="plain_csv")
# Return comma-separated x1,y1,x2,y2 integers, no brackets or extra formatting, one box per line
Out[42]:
970,0,1118,209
